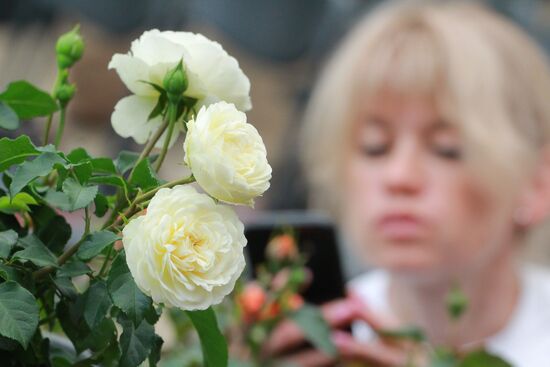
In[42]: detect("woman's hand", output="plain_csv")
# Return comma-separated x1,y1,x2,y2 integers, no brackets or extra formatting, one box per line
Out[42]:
263,296,415,366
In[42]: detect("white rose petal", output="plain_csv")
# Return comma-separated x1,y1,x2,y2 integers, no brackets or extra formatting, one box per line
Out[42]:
122,185,247,310
184,102,272,206
111,95,181,148
109,29,251,145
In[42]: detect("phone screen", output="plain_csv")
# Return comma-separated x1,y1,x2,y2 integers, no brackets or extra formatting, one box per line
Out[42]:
244,211,346,305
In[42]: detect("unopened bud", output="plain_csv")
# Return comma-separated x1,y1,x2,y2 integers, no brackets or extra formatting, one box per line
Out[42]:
446,284,468,321
266,234,298,261
285,293,304,311
56,25,84,69
238,282,266,321
163,60,188,103
55,83,76,107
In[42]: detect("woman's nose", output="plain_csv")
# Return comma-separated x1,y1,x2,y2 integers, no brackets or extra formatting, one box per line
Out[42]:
383,141,425,195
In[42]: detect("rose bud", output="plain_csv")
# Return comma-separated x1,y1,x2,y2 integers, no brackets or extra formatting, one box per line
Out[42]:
238,282,266,321
285,293,304,311
266,234,298,261
259,301,281,321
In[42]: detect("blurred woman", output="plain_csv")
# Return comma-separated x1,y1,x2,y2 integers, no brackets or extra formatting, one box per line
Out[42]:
266,1,550,366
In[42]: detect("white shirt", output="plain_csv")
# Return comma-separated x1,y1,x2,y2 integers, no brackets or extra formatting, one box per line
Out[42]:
349,264,550,366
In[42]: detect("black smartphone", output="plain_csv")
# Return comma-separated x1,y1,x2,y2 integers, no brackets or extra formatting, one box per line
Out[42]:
244,211,346,305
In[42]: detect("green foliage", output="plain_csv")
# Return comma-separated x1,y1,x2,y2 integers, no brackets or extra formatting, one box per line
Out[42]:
186,308,229,367
119,318,155,367
10,152,65,197
0,281,39,348
0,81,57,119
82,280,112,329
107,254,152,326
289,304,337,357
0,230,18,258
12,237,58,267
457,350,513,367
77,230,119,260
0,136,39,172
0,192,38,214
130,158,160,191
0,102,19,130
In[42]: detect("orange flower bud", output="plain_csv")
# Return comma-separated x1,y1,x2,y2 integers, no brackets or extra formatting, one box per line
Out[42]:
238,282,266,321
266,234,298,260
259,301,281,321
286,293,304,311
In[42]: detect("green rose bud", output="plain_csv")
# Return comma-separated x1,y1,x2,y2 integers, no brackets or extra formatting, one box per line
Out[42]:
56,25,84,69
446,284,468,321
163,60,188,103
55,84,76,107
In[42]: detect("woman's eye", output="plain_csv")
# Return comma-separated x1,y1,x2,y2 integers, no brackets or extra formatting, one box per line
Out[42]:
433,145,461,160
362,144,389,157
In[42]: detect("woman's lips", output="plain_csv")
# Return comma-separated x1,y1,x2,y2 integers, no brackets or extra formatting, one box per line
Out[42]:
376,213,428,241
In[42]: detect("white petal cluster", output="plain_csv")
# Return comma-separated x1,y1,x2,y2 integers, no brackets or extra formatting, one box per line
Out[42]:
184,102,272,206
123,185,247,310
109,30,251,146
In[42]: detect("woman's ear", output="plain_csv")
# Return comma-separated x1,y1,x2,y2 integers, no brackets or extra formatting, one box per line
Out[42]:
516,146,550,226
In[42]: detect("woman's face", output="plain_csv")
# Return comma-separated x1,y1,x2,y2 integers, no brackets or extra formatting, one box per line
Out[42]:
342,90,517,278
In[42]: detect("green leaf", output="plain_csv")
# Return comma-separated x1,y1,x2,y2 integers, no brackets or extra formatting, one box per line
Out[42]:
0,229,18,258
129,159,159,191
72,161,93,184
44,189,71,212
186,308,228,367
17,234,44,249
61,177,98,211
57,260,91,278
115,151,157,175
10,152,65,197
148,92,167,121
0,264,22,282
0,102,19,130
29,205,71,254
289,305,337,357
13,239,57,267
90,158,117,174
446,284,468,321
94,194,109,217
457,350,512,367
115,151,141,175
377,325,426,343
0,136,39,173
67,147,91,163
429,348,458,367
119,319,155,367
82,281,112,329
107,254,152,325
0,281,39,348
88,175,127,188
0,81,57,119
53,276,78,300
57,299,117,354
0,192,38,214
77,230,119,260
148,334,164,367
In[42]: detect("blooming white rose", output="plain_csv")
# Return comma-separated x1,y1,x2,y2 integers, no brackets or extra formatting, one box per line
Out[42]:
122,185,247,310
109,29,251,146
184,102,272,206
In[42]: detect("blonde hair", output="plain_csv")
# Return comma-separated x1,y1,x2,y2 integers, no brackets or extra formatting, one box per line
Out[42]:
301,0,550,217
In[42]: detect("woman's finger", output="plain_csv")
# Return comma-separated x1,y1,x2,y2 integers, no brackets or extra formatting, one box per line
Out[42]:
280,348,336,367
332,330,408,366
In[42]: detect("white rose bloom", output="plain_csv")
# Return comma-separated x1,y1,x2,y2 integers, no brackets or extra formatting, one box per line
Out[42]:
122,185,247,310
184,102,272,206
109,29,251,146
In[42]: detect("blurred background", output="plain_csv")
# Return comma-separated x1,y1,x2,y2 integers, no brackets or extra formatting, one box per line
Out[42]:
1,0,550,273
